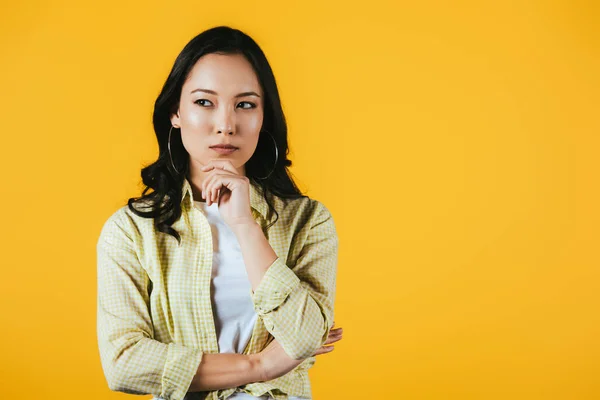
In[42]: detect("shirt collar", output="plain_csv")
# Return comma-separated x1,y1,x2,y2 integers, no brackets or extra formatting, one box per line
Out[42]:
180,176,269,220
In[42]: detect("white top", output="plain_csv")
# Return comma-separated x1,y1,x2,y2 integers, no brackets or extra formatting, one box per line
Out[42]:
152,201,308,400
196,200,259,357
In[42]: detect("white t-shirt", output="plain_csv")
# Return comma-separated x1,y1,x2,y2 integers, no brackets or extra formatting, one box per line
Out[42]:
190,201,308,399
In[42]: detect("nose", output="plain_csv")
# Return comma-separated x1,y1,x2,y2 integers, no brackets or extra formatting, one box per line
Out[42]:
216,106,235,135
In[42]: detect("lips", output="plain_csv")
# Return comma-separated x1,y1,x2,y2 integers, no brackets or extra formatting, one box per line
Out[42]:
210,146,238,155
210,145,238,149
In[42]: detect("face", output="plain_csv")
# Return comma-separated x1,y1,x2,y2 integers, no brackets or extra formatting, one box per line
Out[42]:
170,52,264,176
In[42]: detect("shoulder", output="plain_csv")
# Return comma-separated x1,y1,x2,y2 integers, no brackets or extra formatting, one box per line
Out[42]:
273,193,336,229
273,194,339,257
97,204,155,245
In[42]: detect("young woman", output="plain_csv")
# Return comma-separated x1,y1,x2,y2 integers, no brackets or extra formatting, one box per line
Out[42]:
96,26,342,400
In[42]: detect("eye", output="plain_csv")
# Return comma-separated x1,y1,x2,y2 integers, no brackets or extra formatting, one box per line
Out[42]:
195,99,213,107
238,101,257,109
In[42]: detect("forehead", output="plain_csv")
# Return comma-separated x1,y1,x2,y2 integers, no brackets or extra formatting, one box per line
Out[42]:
183,53,262,95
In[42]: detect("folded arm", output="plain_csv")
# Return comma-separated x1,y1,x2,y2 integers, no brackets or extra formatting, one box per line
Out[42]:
246,202,339,360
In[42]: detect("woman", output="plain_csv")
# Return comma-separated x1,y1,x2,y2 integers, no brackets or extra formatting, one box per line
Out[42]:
96,26,342,400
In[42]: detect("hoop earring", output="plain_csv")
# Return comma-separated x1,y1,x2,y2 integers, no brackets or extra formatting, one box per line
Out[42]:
168,126,179,174
256,130,278,180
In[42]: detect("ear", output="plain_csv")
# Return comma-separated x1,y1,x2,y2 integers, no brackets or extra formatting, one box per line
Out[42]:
170,109,181,128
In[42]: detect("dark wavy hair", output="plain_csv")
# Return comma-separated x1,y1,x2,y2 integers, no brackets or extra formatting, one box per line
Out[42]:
127,26,306,244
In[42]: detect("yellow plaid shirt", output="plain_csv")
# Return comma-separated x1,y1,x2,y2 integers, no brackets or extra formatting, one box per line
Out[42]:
96,177,339,400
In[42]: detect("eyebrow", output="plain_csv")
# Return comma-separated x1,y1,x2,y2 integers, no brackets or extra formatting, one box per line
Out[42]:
190,88,261,98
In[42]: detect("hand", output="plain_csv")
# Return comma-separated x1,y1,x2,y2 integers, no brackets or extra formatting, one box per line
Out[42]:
251,323,343,382
200,160,255,228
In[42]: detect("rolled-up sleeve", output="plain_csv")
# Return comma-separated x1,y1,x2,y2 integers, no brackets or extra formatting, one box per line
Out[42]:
250,201,339,360
96,212,203,400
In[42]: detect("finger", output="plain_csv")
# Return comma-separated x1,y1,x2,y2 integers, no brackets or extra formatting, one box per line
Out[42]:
204,174,220,206
324,335,342,345
325,330,343,341
212,175,228,204
202,159,238,174
210,180,220,206
201,160,224,171
201,174,209,197
201,168,222,194
202,169,219,194
203,176,211,205
210,176,227,205
313,345,335,356
328,328,343,337
207,185,212,206
204,172,245,205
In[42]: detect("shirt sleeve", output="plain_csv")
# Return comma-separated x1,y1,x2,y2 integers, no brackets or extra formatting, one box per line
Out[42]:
250,201,339,360
96,211,203,400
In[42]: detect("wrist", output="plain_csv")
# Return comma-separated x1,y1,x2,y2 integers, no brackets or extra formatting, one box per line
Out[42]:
231,219,262,237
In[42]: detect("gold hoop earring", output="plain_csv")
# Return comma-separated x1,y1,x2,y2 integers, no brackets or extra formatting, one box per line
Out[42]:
168,126,179,174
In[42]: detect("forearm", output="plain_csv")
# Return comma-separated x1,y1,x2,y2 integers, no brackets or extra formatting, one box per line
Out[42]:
251,258,334,360
188,353,263,392
232,202,338,360
232,221,277,292
263,288,333,359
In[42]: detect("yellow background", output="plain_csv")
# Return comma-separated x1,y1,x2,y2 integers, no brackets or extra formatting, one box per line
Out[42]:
1,0,598,398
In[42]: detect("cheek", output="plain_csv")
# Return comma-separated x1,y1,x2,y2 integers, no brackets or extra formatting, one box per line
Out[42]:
180,130,210,158
181,134,209,152
239,141,259,160
178,106,210,152
243,113,263,132
182,110,209,128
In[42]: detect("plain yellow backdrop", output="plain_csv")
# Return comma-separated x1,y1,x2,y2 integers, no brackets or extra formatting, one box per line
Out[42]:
1,0,598,398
